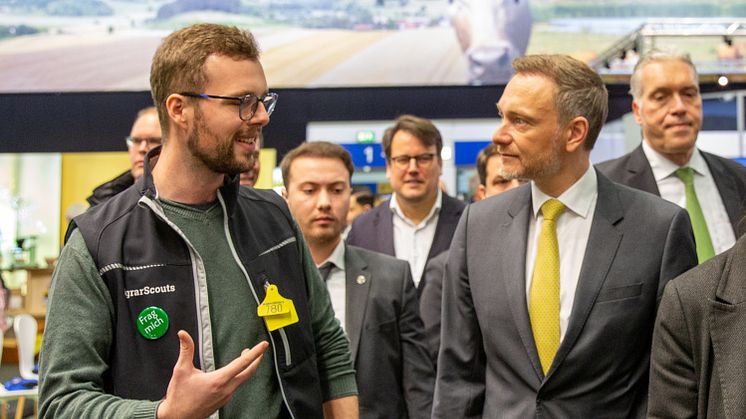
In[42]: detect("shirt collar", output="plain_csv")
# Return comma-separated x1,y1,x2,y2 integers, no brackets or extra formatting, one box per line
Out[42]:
531,165,597,219
389,188,443,226
318,238,346,271
641,140,707,180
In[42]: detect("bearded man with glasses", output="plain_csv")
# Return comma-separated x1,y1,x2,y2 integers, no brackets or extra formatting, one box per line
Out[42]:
41,23,358,419
86,106,161,206
347,114,465,294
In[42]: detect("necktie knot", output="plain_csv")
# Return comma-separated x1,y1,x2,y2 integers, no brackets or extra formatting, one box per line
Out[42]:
675,167,694,185
541,199,566,222
318,262,335,282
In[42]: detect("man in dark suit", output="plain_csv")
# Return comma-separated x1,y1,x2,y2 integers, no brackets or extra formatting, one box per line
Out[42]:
649,230,746,418
433,54,698,418
282,141,435,419
346,115,465,292
597,50,746,262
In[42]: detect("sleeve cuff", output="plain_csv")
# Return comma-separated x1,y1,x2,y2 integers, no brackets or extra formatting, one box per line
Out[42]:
132,400,160,419
323,372,358,401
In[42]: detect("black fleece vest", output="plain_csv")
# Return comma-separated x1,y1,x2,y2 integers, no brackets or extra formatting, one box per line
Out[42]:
70,162,324,418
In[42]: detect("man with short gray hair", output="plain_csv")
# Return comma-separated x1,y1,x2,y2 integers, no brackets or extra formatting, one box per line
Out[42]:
598,49,746,263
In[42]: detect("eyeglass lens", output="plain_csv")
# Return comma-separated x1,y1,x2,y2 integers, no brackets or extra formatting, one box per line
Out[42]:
240,94,278,120
392,154,435,168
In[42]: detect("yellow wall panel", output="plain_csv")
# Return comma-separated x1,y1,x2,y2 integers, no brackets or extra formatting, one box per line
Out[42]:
60,152,129,243
255,148,277,189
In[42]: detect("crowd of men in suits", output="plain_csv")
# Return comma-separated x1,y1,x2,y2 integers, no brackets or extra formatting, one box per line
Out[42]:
284,50,746,418
40,21,746,419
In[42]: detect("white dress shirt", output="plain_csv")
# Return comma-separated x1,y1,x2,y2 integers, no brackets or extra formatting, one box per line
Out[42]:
318,239,347,332
525,166,598,342
642,141,736,254
390,189,442,287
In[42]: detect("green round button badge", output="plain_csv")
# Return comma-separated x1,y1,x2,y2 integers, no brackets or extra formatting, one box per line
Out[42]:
137,306,170,340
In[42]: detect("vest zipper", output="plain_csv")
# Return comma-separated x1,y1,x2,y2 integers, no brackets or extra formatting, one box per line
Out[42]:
139,197,215,377
217,193,297,419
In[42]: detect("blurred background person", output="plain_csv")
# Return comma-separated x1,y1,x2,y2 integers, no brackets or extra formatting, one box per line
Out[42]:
344,186,374,237
474,143,525,200
86,106,161,206
240,133,262,187
347,115,466,293
420,143,525,362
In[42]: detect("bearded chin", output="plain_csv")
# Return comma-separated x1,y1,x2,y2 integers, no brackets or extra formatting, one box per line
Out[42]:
187,121,253,176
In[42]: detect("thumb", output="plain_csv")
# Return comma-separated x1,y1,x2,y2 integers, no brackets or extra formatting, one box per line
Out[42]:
175,330,195,370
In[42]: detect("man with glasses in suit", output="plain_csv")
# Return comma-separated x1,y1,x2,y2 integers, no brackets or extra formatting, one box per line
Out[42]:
347,115,465,294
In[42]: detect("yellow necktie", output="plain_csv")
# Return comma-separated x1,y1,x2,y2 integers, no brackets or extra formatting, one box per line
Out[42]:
529,199,566,375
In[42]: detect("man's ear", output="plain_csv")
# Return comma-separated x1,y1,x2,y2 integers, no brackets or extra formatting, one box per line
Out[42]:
281,187,288,200
631,100,643,125
475,185,486,202
564,116,589,153
166,93,190,129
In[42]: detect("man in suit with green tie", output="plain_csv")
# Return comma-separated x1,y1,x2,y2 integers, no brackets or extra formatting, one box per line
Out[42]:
597,50,746,263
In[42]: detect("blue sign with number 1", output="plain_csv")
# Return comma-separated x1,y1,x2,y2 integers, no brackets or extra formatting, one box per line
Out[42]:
340,143,387,168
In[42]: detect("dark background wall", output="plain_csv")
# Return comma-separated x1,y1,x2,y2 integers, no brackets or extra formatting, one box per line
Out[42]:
0,82,740,158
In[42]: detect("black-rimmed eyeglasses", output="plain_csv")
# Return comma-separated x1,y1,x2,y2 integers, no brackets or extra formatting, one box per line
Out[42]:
389,153,437,169
179,92,278,121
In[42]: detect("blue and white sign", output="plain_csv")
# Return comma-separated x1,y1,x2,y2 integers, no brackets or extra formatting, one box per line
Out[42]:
340,143,387,168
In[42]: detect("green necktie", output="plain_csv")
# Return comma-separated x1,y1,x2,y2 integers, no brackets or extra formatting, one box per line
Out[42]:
675,167,715,263
529,199,566,376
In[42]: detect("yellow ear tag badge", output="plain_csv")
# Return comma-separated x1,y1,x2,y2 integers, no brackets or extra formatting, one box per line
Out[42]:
258,284,299,332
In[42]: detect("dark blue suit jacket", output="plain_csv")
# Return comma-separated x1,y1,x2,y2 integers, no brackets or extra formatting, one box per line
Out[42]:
346,193,465,292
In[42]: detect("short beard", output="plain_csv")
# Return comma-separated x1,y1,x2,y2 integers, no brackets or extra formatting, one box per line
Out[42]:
498,130,563,182
187,108,255,176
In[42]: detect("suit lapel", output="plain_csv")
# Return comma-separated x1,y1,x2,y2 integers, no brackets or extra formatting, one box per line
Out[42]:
420,195,464,291
710,239,746,419
502,187,545,380
427,195,464,260
549,173,624,377
703,152,741,232
343,245,371,365
625,146,661,196
377,201,396,256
